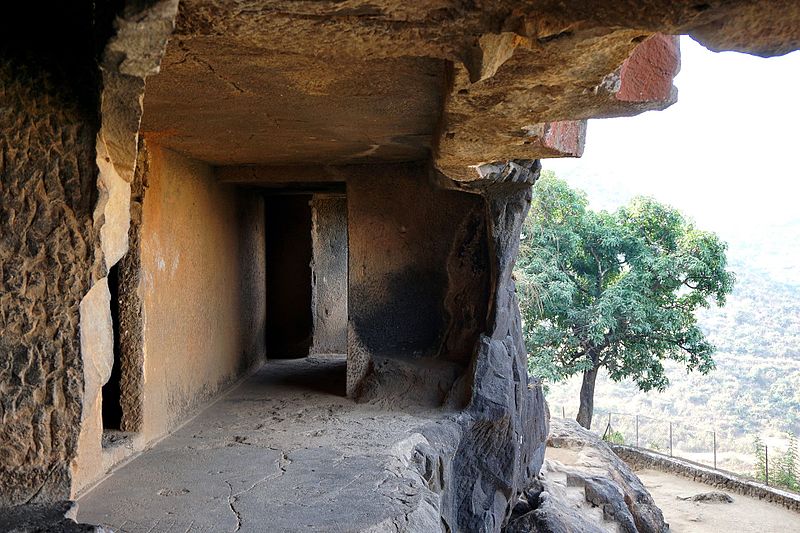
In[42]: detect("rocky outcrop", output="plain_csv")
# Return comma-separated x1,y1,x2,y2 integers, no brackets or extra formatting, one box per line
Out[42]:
145,1,799,180
506,419,668,533
347,169,548,531
434,175,548,532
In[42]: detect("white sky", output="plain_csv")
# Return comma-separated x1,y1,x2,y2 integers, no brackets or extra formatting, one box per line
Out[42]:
545,36,800,275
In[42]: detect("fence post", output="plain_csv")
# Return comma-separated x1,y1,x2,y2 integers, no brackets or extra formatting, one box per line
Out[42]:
562,406,565,418
765,445,769,486
669,421,673,457
713,431,717,469
635,415,639,448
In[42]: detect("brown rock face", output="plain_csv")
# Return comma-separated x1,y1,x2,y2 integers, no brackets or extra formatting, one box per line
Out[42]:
0,5,103,505
139,0,799,180
310,195,349,355
0,0,178,506
1,0,799,530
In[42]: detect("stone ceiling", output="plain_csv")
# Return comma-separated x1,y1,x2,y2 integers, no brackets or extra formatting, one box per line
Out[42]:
141,47,446,166
140,0,800,180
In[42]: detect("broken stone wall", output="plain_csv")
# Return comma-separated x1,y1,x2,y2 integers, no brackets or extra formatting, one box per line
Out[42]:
137,141,266,438
0,2,108,505
346,167,488,400
310,194,348,355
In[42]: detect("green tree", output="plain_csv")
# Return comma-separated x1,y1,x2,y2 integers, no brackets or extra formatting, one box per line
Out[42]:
773,433,799,490
518,173,734,428
754,436,767,482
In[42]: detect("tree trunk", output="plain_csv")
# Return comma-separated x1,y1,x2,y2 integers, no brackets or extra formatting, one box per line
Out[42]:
576,365,599,429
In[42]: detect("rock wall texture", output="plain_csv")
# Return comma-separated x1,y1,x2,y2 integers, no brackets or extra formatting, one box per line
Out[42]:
136,142,266,438
447,181,548,532
0,3,106,505
516,419,668,533
112,138,149,433
141,0,798,182
0,0,179,506
310,195,349,355
394,176,548,532
71,0,179,494
345,165,488,399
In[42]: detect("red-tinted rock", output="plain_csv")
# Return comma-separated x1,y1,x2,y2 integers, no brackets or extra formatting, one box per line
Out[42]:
617,34,681,103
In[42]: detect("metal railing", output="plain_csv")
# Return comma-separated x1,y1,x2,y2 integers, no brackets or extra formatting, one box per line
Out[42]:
553,405,799,491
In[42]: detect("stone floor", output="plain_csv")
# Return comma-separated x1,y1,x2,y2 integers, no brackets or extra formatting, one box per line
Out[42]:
77,356,447,532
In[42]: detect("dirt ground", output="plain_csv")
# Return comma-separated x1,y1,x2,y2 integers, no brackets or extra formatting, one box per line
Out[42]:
637,469,800,532
546,447,800,533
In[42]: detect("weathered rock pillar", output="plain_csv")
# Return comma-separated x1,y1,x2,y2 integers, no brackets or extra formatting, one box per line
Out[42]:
310,194,348,355
439,161,549,532
72,0,179,494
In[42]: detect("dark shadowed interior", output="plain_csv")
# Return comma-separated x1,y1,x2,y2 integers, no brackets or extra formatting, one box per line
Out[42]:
265,194,314,358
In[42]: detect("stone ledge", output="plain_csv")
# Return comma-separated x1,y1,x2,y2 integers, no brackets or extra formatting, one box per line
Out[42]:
0,502,110,532
611,444,800,513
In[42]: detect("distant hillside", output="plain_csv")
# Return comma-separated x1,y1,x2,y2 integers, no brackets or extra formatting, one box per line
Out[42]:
535,169,800,475
699,258,800,360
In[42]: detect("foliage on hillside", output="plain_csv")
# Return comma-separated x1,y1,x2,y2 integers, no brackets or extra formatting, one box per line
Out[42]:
529,172,800,474
519,172,734,428
541,239,800,473
698,260,800,359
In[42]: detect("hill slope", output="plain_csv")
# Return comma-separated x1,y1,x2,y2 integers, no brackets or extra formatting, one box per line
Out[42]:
535,172,800,474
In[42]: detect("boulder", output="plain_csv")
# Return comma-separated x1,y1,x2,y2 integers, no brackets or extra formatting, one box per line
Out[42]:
678,492,734,503
506,418,668,533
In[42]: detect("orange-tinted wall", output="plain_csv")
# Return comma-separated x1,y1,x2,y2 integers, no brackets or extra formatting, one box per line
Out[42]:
139,143,266,438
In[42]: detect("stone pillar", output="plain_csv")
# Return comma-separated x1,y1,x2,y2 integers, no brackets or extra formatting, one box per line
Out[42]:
444,162,549,532
310,194,349,355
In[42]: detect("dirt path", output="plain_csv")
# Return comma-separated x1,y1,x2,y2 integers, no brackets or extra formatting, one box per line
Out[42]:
637,469,800,532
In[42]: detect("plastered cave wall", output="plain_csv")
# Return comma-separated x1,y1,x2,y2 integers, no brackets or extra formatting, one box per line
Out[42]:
135,141,266,438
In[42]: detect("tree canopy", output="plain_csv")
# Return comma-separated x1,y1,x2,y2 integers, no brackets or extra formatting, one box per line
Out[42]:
517,172,735,428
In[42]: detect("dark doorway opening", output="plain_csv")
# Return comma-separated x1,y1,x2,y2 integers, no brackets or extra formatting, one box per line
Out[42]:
102,263,124,430
265,194,314,358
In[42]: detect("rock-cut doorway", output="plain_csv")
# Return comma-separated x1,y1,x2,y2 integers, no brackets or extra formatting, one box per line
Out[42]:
264,192,348,359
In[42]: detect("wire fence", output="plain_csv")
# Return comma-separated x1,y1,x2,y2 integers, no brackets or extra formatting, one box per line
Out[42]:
552,405,800,492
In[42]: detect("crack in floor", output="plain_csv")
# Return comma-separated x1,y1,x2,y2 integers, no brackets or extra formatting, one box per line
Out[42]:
278,450,291,474
224,481,242,532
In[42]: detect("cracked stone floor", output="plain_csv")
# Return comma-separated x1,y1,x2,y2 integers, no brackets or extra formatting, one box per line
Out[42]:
77,356,444,533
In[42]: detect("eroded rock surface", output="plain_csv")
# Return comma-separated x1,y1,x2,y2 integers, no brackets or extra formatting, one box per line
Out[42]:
506,419,668,533
0,5,105,505
143,1,799,179
443,182,549,532
4,0,800,530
